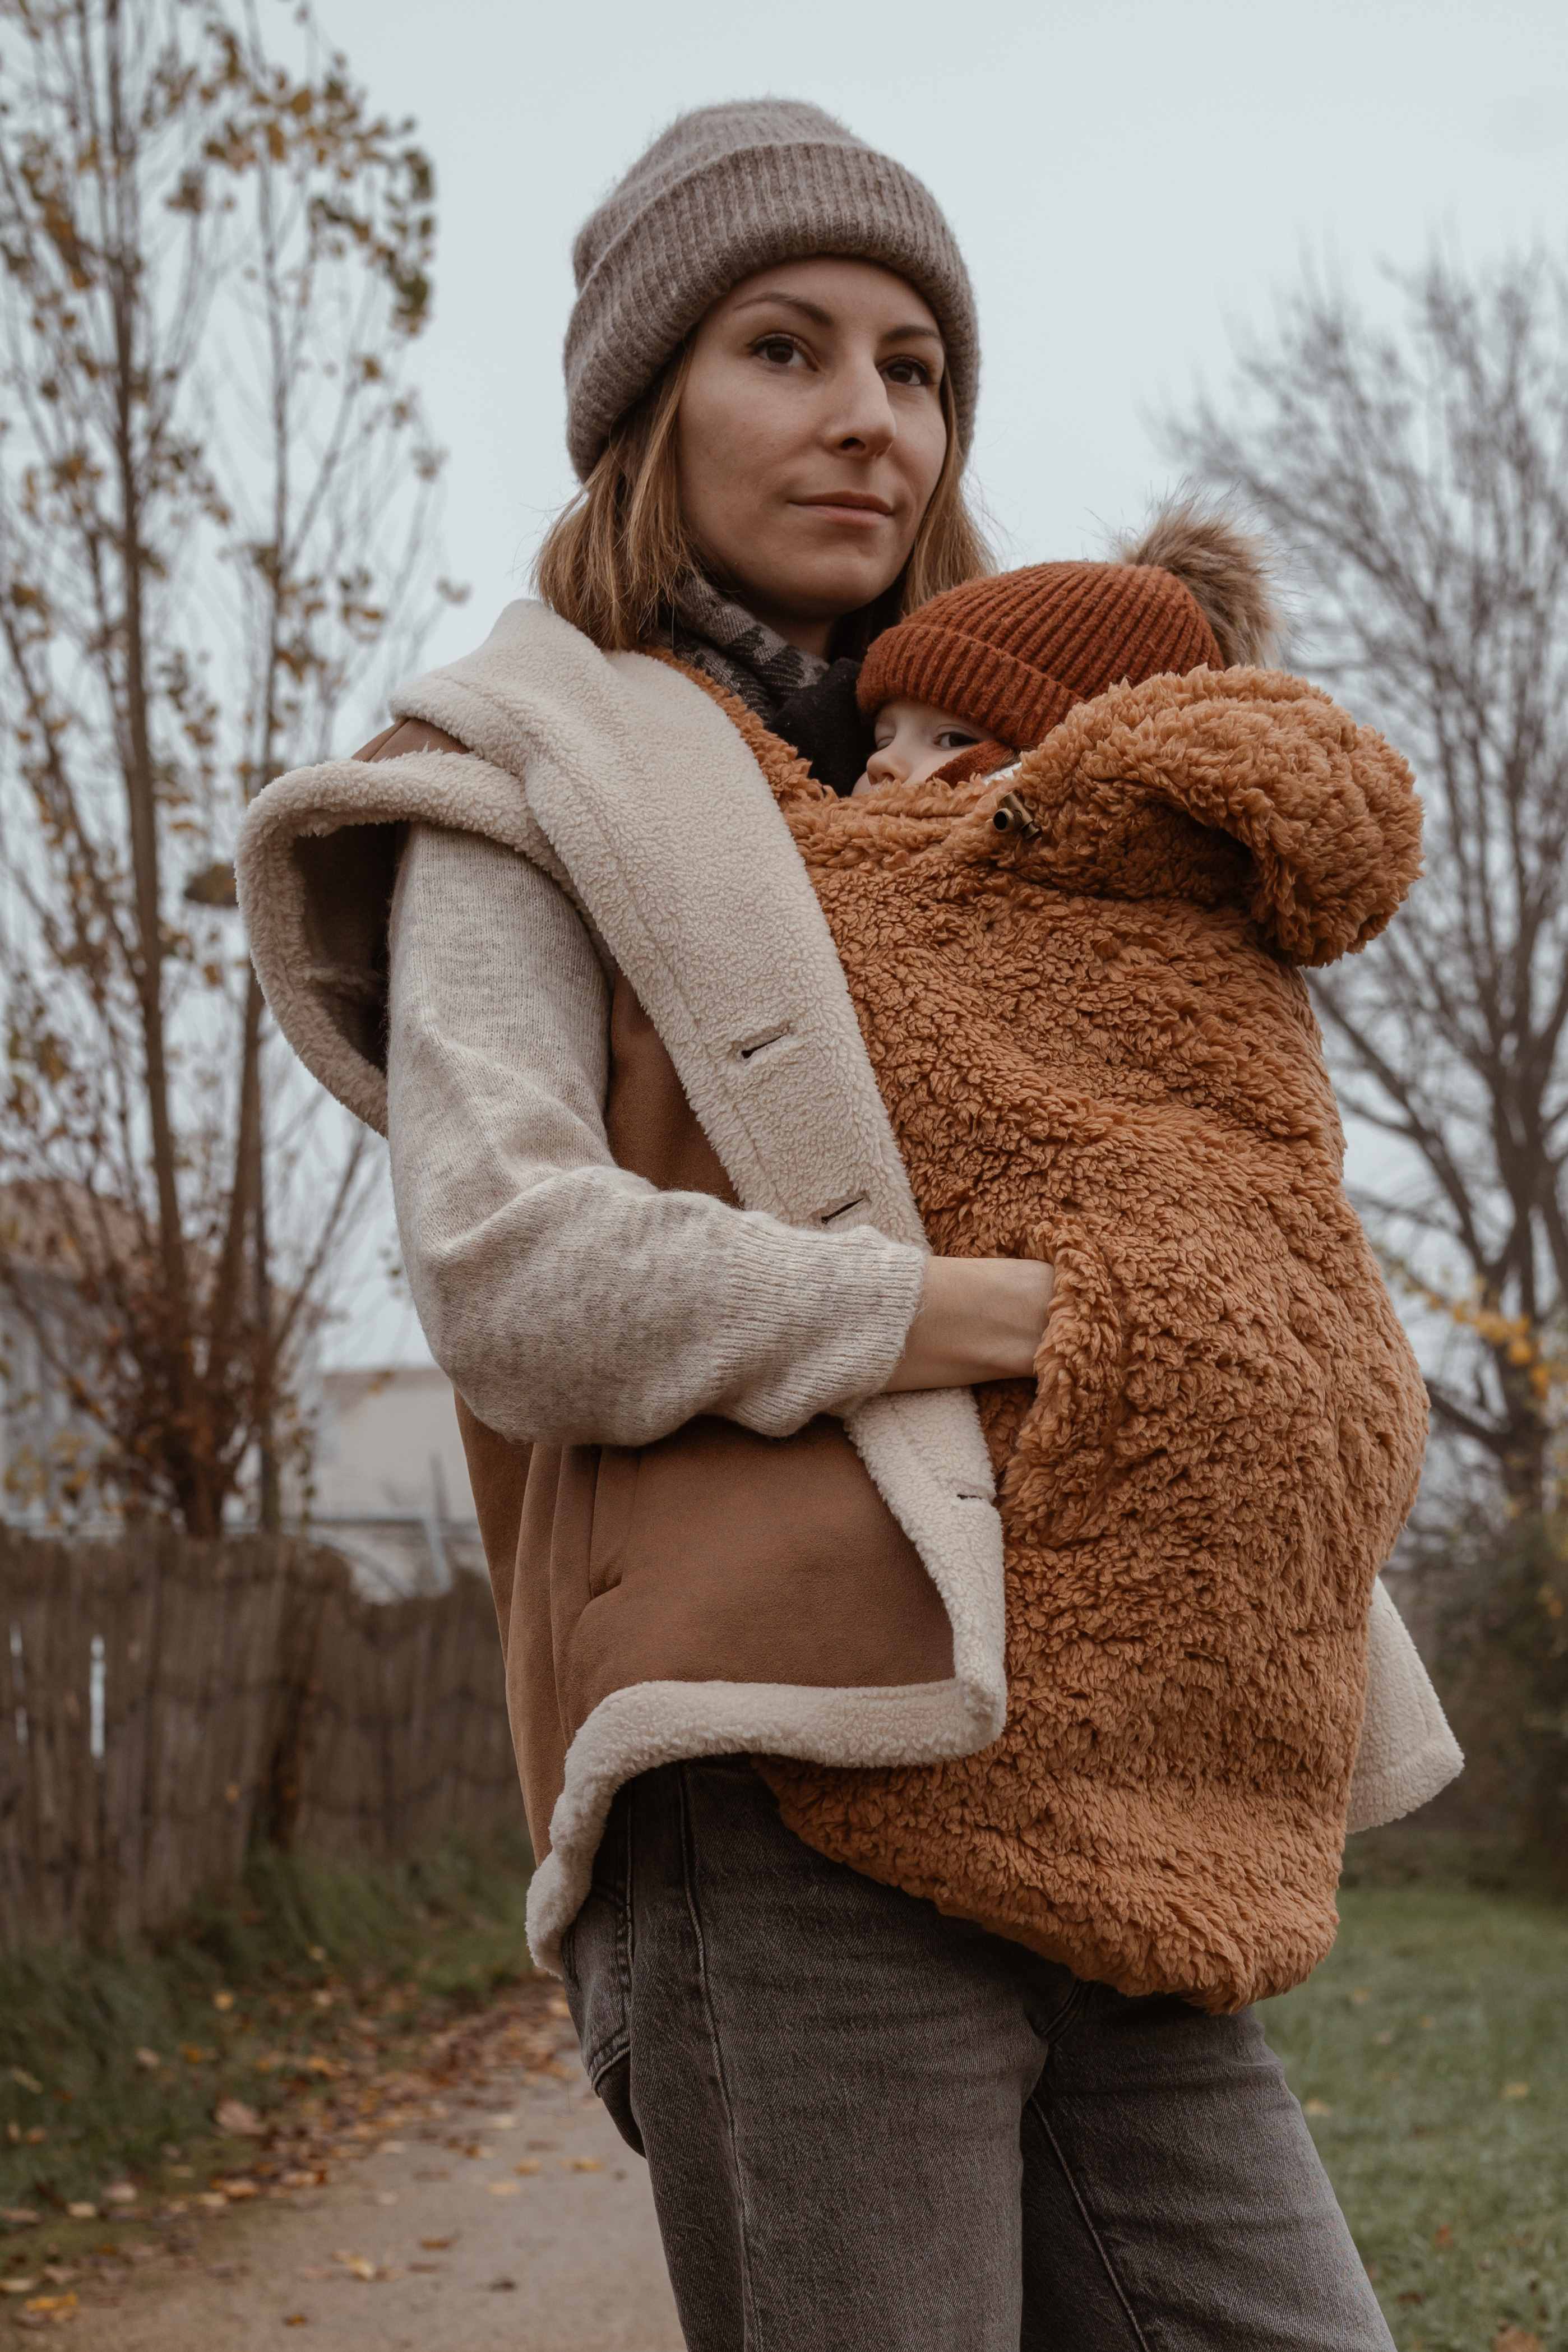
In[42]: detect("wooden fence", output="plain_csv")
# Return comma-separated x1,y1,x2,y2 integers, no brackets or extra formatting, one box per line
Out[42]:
0,1528,521,1950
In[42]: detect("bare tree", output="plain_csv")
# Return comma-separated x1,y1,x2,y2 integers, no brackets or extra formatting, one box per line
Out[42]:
1167,253,1568,1522
0,0,457,1535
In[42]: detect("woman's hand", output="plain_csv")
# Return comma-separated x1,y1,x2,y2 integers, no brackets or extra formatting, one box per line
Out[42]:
884,1255,1054,1392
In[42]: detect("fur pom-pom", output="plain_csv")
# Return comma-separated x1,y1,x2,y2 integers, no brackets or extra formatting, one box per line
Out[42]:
1117,499,1282,669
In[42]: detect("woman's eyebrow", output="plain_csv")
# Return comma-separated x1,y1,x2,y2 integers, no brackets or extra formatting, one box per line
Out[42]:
730,290,943,344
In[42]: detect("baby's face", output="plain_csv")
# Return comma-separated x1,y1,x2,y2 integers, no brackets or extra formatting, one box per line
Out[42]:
852,699,986,797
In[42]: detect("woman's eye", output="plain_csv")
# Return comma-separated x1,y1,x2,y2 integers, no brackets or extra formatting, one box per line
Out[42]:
884,357,935,388
754,335,801,367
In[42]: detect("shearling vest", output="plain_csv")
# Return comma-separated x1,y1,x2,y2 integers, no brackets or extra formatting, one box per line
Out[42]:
359,723,952,1872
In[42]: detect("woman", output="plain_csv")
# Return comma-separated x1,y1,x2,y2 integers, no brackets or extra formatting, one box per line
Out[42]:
239,99,1460,2352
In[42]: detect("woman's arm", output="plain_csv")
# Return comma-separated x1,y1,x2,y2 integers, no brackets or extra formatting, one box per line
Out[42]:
388,822,954,1449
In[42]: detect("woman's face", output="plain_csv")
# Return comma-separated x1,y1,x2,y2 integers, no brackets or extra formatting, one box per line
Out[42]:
676,257,950,654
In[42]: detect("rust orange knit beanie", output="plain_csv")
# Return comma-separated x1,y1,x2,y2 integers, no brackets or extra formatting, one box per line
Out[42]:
859,503,1280,749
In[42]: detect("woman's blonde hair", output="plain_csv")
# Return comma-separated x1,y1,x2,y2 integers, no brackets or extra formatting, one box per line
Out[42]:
534,341,994,654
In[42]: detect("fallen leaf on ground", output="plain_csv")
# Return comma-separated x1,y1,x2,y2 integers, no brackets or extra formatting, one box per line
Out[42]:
283,2315,309,2327
194,2193,228,2212
64,2206,95,2222
1418,2015,1436,2030
513,2160,540,2176
332,2253,377,2282
0,2281,38,2296
8,2071,41,2096
1349,1988,1370,2006
1433,2224,1453,2248
1302,2100,1332,2118
1500,2081,1531,2100
419,2238,452,2251
485,2180,521,2197
21,2296,76,2314
211,1991,235,2013
102,2183,137,2206
214,2100,263,2137
133,2049,161,2072
568,2156,604,2172
1492,2331,1542,2352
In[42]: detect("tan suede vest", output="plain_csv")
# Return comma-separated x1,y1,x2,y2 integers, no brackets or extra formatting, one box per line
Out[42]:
458,969,954,1861
363,722,951,1867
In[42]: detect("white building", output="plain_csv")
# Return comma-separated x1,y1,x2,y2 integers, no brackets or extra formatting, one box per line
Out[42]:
306,1361,485,1599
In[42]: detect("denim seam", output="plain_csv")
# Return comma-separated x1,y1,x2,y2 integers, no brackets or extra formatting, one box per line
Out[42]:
613,1783,636,2026
591,1799,636,2086
1027,2085,1158,2352
1035,1973,1097,2046
677,1763,762,2352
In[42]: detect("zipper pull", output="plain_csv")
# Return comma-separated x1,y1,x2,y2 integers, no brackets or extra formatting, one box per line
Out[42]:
991,791,1040,841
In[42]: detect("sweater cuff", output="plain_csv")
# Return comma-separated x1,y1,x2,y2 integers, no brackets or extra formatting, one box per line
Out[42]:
718,1218,929,1435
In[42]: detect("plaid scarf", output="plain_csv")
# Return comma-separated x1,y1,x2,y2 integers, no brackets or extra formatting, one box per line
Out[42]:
664,574,829,723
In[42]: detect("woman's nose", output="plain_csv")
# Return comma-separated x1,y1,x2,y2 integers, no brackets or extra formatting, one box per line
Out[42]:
825,359,897,457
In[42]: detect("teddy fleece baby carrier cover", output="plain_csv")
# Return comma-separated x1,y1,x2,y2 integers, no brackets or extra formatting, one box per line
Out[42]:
706,661,1431,2013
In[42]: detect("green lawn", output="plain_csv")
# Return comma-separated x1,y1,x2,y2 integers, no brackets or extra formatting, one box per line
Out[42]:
1265,1882,1568,2351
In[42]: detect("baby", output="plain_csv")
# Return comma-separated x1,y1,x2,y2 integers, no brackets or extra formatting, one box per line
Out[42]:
758,506,1431,2013
850,516,1252,799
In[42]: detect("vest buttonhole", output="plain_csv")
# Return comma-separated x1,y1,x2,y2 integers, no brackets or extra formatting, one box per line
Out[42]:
733,1024,793,1063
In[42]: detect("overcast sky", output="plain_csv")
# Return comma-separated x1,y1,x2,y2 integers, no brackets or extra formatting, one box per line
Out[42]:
314,0,1567,1366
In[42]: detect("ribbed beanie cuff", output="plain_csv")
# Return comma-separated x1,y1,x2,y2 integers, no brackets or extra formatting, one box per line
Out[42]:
858,622,1082,751
565,101,978,480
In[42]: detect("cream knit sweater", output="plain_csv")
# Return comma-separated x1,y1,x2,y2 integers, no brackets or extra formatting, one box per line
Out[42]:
387,824,929,1450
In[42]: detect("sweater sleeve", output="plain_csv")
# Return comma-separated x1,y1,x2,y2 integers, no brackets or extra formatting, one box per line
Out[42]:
385,822,928,1448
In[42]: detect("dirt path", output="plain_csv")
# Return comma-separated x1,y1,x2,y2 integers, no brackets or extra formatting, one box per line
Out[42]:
24,1994,683,2350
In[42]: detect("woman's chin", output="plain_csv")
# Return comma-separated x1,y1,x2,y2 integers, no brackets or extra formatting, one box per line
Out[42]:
763,554,905,628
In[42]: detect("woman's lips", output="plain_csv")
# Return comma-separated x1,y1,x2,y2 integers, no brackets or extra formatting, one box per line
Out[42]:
792,493,894,526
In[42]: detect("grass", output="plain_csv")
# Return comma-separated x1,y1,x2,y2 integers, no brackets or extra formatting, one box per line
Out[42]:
0,1829,535,2222
1265,1877,1568,2351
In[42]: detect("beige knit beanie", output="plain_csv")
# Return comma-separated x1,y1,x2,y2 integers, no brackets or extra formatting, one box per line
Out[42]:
565,100,979,481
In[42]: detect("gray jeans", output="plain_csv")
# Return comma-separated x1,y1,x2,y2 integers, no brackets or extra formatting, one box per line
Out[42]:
560,1757,1393,2352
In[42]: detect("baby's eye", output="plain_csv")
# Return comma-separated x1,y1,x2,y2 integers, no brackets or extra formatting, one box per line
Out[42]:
935,728,981,750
